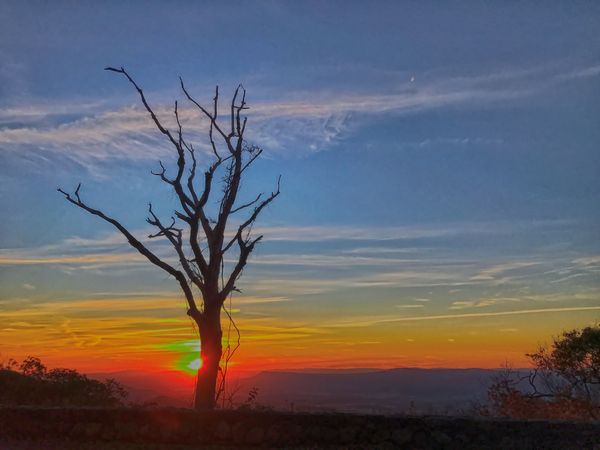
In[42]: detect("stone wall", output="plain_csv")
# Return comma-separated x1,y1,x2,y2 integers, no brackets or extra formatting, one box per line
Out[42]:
0,407,599,449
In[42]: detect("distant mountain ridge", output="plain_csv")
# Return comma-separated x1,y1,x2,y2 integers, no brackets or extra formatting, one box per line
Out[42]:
89,367,529,414
236,368,526,414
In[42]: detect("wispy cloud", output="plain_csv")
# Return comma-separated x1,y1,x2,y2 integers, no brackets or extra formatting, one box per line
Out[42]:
573,256,600,272
251,219,571,242
544,255,600,284
408,137,505,148
0,101,107,126
470,262,539,285
231,296,290,305
328,306,600,328
1,62,598,173
8,215,566,260
1,220,592,297
340,246,430,254
0,251,146,266
448,297,521,310
250,253,422,267
0,292,320,368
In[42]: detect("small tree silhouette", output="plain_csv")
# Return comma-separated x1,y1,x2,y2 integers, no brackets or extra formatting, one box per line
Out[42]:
59,67,280,410
486,326,600,420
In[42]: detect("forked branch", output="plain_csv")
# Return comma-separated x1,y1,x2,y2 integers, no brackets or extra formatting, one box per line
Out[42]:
57,185,200,318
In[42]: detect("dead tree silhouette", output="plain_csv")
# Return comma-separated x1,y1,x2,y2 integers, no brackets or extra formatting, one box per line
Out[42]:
59,67,280,410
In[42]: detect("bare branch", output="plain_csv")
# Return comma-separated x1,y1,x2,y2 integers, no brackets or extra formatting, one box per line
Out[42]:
213,85,219,121
240,145,263,174
220,234,263,300
229,84,248,139
58,185,200,318
230,193,263,214
230,85,240,137
105,67,180,149
172,102,199,205
179,77,228,141
151,160,174,185
146,203,204,290
219,176,281,299
185,143,199,205
222,175,281,254
216,295,241,404
106,67,195,216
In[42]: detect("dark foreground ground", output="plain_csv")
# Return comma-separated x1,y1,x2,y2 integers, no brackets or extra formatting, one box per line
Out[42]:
0,441,346,450
1,407,599,450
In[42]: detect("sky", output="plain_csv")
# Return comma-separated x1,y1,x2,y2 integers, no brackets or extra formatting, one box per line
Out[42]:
1,1,599,386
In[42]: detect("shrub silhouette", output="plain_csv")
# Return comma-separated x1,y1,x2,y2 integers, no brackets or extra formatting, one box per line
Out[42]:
0,356,127,407
486,326,600,421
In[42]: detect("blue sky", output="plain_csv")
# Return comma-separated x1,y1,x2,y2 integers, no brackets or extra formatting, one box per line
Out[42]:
1,1,599,371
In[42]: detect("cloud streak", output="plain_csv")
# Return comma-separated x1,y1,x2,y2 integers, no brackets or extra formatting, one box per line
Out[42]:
1,220,593,295
328,306,600,328
1,62,598,173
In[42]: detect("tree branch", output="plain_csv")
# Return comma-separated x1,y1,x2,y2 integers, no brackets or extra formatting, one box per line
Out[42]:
222,175,281,254
220,234,263,300
219,176,281,299
230,193,263,214
105,66,195,216
58,184,200,318
240,145,263,174
179,78,228,142
146,203,204,290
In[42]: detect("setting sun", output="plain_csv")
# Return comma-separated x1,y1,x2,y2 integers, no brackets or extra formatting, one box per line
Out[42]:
188,358,202,371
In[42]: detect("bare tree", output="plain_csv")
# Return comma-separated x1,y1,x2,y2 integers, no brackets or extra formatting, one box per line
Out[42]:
59,67,280,410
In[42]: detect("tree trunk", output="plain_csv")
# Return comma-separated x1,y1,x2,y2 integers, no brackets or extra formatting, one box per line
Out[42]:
194,307,222,410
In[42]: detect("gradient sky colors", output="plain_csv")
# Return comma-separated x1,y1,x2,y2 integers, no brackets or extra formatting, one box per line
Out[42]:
1,1,599,382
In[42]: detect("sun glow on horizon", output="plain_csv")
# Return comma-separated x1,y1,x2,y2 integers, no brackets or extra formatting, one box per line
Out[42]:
187,358,202,371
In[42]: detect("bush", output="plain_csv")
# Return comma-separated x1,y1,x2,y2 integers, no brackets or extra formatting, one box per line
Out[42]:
0,356,127,407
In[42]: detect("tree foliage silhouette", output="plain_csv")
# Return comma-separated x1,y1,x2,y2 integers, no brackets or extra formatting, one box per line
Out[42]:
59,67,280,410
486,325,600,420
0,356,127,407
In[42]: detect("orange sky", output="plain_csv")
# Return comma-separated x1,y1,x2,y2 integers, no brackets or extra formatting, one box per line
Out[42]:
2,291,598,382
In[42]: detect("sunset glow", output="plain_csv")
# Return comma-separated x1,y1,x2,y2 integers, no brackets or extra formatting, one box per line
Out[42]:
187,358,202,372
